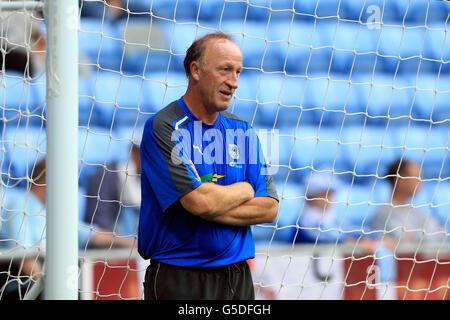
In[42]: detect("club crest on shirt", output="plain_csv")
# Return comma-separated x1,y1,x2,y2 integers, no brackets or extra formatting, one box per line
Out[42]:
228,144,240,160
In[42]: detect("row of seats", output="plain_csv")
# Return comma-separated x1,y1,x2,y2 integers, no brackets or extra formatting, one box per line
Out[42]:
269,123,449,183
2,70,449,127
254,178,450,243
1,123,448,187
79,17,450,75
83,0,450,25
0,125,140,189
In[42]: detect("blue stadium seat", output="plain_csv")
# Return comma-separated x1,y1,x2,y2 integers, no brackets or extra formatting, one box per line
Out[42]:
114,75,148,126
315,126,350,174
341,125,402,183
352,73,414,126
221,21,285,72
305,20,334,73
256,73,305,127
423,23,450,74
78,74,97,127
267,130,300,184
429,181,450,231
377,26,426,74
288,126,317,170
78,126,132,187
304,73,363,125
142,71,187,113
245,0,270,21
394,125,449,180
273,126,297,168
152,0,199,21
352,24,381,52
160,22,212,73
200,0,248,22
277,75,315,125
90,71,145,127
290,125,348,173
393,0,428,24
424,23,449,59
334,181,390,233
8,72,91,128
294,0,343,19
301,74,328,111
271,22,327,74
2,126,46,186
78,18,121,70
270,181,305,243
125,0,151,13
246,0,295,21
116,125,144,149
312,21,380,74
325,22,357,73
0,72,34,125
253,178,306,244
229,72,259,125
29,73,46,119
413,74,450,123
343,0,399,22
79,126,127,165
393,0,449,25
116,19,172,73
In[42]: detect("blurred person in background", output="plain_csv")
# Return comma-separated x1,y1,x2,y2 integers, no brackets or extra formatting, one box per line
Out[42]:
0,4,46,77
294,170,343,243
79,0,124,21
1,2,93,79
83,141,141,243
0,158,135,299
293,170,376,250
368,158,448,299
370,159,447,248
79,0,151,21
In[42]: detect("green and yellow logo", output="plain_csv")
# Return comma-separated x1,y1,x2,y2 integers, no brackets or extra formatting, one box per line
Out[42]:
200,173,225,183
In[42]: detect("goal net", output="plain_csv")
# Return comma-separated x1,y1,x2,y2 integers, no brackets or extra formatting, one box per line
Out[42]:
0,0,449,300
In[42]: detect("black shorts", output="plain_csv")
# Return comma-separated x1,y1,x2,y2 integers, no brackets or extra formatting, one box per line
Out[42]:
143,260,255,300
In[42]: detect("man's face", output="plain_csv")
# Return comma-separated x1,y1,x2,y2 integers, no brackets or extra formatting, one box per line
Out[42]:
193,39,243,113
397,163,422,196
307,190,334,211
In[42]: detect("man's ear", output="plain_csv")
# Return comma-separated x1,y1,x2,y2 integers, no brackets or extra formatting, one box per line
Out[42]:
190,61,201,81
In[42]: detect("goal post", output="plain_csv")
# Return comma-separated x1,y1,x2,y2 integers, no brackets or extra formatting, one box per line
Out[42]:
0,0,79,300
44,0,79,300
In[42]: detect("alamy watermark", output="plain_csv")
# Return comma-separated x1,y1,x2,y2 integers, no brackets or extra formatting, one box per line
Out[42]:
170,121,279,176
366,5,381,30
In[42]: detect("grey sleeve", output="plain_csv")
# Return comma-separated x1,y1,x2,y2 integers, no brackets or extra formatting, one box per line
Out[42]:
369,206,390,234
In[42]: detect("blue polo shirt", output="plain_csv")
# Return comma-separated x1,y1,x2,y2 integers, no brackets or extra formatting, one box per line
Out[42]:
138,97,278,267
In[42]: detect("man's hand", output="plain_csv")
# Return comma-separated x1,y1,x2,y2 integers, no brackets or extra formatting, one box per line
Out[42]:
22,258,42,281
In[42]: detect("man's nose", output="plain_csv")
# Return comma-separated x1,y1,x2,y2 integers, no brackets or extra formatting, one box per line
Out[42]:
226,72,239,89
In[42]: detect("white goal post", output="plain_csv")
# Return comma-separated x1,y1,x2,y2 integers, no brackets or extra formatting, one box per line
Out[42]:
0,0,449,301
0,0,79,300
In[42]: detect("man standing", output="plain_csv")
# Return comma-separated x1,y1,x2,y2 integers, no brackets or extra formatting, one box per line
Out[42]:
138,32,278,300
370,159,447,247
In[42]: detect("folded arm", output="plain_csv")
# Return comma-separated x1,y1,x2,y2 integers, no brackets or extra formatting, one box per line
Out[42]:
180,181,254,220
210,196,278,227
180,182,278,226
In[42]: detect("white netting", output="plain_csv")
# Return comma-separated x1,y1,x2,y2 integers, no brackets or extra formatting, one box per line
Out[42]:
0,0,449,300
